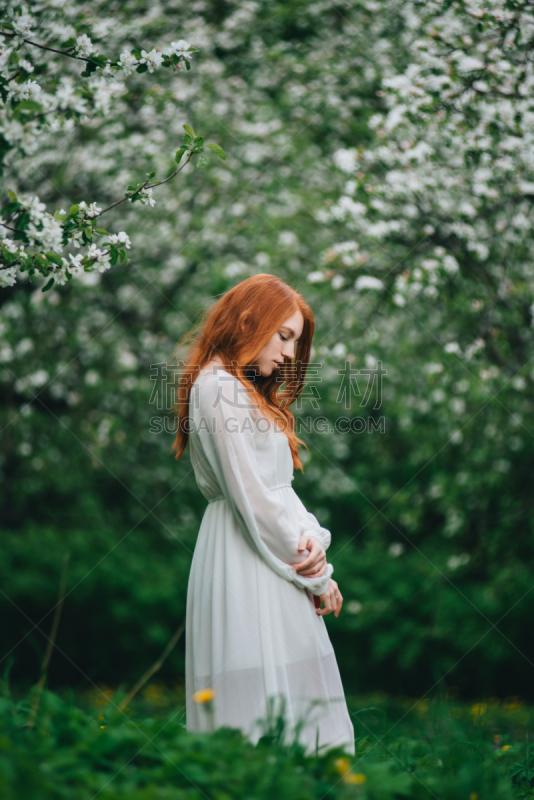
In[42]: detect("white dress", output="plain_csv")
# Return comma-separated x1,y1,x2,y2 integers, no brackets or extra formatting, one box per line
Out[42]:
185,367,355,755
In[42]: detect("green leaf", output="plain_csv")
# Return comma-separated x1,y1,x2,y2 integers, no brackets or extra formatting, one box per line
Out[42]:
185,60,191,70
175,146,188,164
7,190,17,201
12,100,42,118
196,155,208,169
110,246,119,266
46,253,63,267
89,55,107,66
2,201,20,215
146,171,156,180
15,211,30,230
183,124,196,139
137,64,148,73
206,143,226,160
80,62,97,77
42,277,55,292
69,204,80,216
61,38,77,49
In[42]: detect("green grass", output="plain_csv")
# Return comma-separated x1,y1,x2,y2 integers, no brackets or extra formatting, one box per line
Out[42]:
1,682,533,799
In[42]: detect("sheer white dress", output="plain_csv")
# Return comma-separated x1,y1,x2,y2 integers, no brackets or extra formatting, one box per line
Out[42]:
184,367,355,755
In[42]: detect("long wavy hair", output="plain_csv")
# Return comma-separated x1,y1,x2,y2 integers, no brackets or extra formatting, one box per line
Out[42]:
170,274,315,471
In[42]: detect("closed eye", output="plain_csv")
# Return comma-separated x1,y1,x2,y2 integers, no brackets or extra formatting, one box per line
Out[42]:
279,333,288,342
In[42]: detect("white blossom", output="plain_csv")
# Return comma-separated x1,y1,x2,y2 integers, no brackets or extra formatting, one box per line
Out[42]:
354,276,384,291
0,268,17,287
333,148,357,173
11,79,42,100
67,254,85,274
167,40,193,60
119,52,138,75
447,553,470,570
78,201,102,218
75,34,95,58
109,231,131,249
139,49,163,73
87,244,111,273
444,342,460,354
136,188,156,207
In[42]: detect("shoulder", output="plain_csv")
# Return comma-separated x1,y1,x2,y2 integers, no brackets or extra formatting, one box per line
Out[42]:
193,370,256,417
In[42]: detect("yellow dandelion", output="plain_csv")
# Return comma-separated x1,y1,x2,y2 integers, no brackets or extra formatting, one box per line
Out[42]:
334,757,351,775
100,725,106,729
343,772,367,785
144,684,164,702
503,695,523,710
192,688,216,704
470,703,487,724
470,793,478,800
501,745,511,751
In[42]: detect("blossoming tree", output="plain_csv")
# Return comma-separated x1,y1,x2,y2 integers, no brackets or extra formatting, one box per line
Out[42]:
0,2,225,289
1,0,533,696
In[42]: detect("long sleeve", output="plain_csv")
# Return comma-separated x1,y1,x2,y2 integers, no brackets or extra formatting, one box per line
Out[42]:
192,372,333,596
292,489,332,552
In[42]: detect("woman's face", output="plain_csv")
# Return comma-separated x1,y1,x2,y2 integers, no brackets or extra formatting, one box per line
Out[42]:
251,309,304,378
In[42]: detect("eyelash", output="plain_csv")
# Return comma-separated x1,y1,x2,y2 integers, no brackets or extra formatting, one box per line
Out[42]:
279,332,298,345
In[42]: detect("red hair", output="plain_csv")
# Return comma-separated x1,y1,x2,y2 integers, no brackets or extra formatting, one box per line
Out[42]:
170,273,315,471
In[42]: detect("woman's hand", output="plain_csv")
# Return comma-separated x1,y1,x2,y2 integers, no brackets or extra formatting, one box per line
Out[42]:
290,535,327,578
314,578,343,618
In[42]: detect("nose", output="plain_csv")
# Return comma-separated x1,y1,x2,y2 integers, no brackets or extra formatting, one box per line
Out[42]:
281,341,295,360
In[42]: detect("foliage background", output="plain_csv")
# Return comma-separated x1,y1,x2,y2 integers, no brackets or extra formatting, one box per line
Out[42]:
1,0,533,706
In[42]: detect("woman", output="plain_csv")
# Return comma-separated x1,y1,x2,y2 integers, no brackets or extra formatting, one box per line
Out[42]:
171,274,355,755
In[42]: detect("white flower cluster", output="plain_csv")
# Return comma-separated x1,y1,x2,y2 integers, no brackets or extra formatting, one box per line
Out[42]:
0,4,193,166
78,201,102,218
0,187,134,288
117,40,193,76
0,6,196,290
135,188,156,207
75,34,94,58
328,0,534,312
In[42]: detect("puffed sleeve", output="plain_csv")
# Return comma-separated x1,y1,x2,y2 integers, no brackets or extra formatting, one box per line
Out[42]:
292,489,332,552
191,371,333,596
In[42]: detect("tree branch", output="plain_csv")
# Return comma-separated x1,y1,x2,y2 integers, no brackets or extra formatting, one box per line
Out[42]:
0,30,91,64
93,151,194,220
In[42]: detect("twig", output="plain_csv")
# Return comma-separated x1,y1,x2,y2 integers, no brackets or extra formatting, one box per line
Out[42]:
26,552,70,729
93,152,194,220
118,618,186,712
0,30,92,63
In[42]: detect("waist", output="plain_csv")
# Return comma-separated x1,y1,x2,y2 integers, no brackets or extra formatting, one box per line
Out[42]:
207,482,293,504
